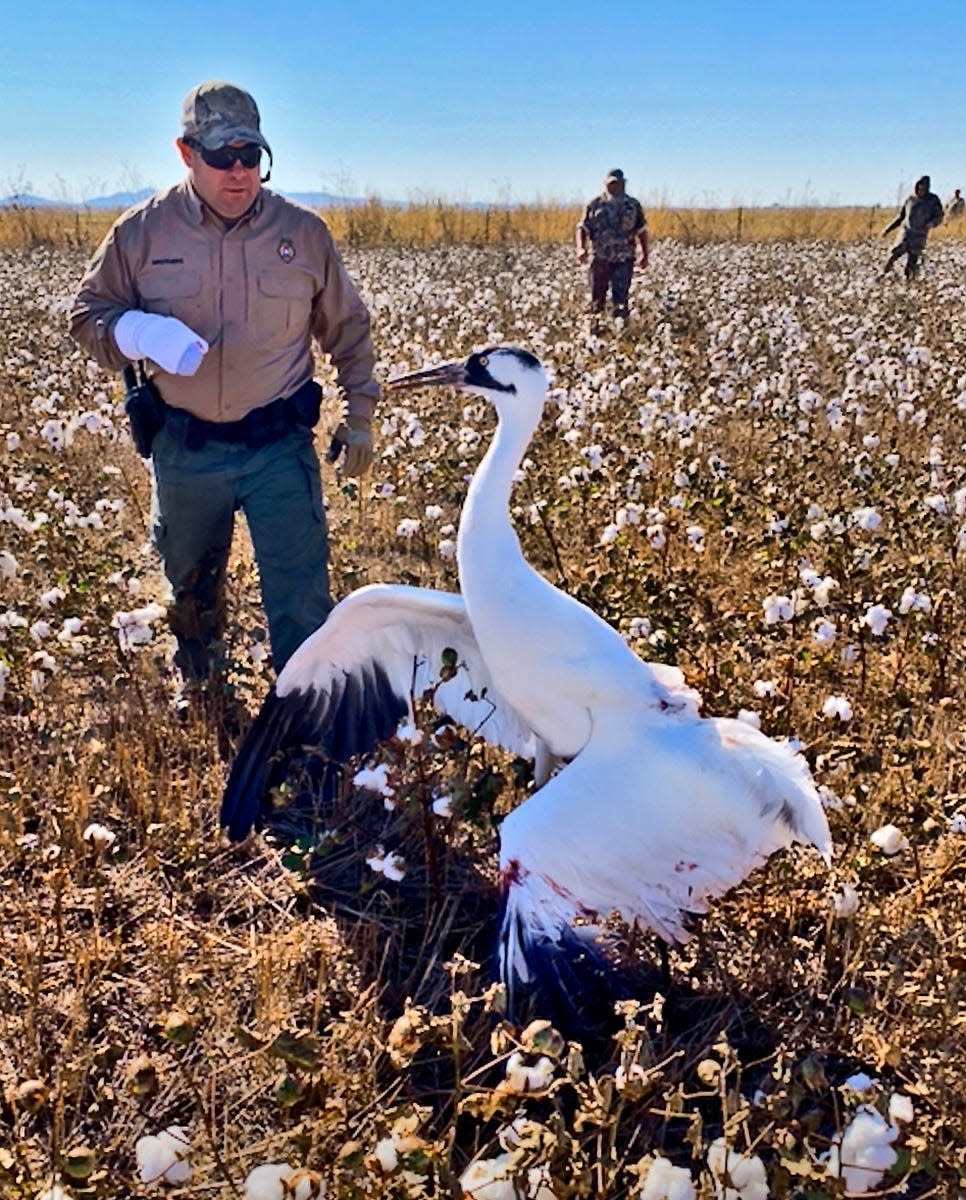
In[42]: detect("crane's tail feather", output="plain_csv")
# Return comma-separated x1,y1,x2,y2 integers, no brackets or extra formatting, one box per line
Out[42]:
498,883,664,1043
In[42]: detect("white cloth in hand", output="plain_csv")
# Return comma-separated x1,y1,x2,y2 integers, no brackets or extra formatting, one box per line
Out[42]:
114,310,209,376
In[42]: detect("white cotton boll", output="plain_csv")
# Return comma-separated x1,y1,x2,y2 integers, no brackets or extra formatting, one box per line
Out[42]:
288,1169,326,1199
504,1052,555,1093
373,1137,399,1173
600,523,620,546
395,720,424,745
862,604,891,636
135,1125,192,1187
460,1155,515,1200
685,525,706,551
762,594,794,625
395,518,421,538
812,619,837,648
424,504,444,522
365,846,406,882
647,525,666,549
870,823,909,855
0,550,18,579
352,763,394,796
889,1093,914,1125
242,1163,295,1200
460,1156,555,1200
898,586,931,615
39,587,66,609
947,812,966,834
822,695,853,722
844,1072,875,1092
6,432,20,451
832,884,860,917
752,679,776,698
381,852,406,881
706,1139,768,1200
826,1105,899,1194
37,1187,73,1200
639,1155,696,1200
438,538,457,559
432,794,453,817
83,823,116,850
851,507,881,532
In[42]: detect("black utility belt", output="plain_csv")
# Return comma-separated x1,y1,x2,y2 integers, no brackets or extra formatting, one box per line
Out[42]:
164,378,323,452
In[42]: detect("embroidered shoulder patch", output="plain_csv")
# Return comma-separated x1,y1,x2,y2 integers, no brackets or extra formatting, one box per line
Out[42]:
277,238,296,262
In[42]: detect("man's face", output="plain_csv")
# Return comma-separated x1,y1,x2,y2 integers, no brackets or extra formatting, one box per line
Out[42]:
178,139,261,219
914,181,927,198
605,177,624,197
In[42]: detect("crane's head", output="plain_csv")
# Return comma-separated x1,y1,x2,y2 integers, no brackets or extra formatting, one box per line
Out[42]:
387,346,548,415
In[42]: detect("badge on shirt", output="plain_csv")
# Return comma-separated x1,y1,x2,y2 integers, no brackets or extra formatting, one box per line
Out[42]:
277,238,296,263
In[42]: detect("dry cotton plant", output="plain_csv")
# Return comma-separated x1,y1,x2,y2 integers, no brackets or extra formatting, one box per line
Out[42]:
1,237,965,1196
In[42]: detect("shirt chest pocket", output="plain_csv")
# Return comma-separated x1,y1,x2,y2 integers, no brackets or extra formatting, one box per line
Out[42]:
139,268,204,324
255,270,314,334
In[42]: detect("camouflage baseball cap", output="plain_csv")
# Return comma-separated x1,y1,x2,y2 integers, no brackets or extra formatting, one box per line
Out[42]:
605,168,625,182
181,81,272,153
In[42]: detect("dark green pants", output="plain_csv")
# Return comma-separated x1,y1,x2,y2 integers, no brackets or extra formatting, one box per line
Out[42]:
150,425,333,679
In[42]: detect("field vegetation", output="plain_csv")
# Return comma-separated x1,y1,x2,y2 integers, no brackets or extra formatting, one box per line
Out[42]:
2,197,965,252
1,221,966,1197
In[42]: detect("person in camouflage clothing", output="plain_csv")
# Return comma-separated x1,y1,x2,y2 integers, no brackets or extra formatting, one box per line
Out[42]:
576,169,649,319
881,175,944,279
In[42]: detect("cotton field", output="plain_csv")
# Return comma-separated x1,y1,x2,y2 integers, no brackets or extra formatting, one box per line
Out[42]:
1,236,965,1196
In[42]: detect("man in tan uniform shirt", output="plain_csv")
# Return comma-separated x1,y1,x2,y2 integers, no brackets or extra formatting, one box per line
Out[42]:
70,81,379,690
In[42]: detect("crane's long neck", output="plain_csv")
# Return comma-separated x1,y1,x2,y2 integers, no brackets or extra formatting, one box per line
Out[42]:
458,408,540,578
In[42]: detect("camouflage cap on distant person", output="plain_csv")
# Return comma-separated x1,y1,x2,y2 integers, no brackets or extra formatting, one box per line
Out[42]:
181,81,271,153
605,169,625,183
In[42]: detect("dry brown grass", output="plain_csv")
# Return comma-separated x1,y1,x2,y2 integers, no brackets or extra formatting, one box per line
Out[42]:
2,197,964,251
2,239,966,1196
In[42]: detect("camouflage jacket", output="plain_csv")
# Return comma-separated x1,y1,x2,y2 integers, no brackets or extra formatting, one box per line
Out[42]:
883,191,944,249
578,193,646,263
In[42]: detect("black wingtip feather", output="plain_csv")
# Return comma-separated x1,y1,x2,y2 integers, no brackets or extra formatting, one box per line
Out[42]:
221,688,312,840
221,662,412,841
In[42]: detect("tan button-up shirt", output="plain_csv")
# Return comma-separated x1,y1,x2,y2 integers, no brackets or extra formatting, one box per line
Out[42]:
69,182,379,423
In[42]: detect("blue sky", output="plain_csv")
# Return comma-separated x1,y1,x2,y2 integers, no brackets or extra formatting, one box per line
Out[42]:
4,0,964,206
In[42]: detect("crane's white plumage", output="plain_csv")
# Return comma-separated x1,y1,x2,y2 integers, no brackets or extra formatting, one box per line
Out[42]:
222,345,832,1012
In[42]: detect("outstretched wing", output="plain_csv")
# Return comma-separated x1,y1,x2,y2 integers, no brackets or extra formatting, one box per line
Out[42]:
221,583,541,840
498,708,831,1005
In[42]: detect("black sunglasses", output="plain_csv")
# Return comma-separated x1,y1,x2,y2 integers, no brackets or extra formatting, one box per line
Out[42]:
188,141,262,170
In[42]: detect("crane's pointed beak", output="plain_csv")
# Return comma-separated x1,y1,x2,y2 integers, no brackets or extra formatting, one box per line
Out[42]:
386,360,469,392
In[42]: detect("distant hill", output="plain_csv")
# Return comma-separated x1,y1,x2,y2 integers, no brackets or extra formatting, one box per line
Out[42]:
0,188,380,210
83,189,157,209
0,192,62,209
